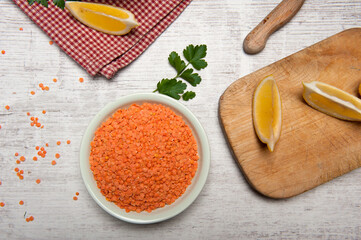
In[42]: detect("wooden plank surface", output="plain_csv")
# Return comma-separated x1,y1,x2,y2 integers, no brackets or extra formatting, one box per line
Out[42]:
0,0,361,239
219,28,361,199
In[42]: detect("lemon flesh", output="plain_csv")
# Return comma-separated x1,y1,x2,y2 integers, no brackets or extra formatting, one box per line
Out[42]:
303,81,361,121
253,75,282,152
65,2,139,35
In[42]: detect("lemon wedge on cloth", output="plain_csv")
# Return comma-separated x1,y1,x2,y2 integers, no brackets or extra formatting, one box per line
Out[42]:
303,81,361,121
65,2,139,35
253,75,282,152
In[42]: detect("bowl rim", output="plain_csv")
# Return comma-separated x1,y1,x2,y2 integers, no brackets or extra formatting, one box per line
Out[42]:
79,93,211,224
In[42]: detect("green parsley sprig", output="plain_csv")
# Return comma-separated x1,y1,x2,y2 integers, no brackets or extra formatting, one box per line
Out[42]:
28,0,67,9
154,44,208,101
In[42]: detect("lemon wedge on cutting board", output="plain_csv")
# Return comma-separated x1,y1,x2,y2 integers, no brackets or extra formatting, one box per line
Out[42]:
303,81,361,121
65,2,139,35
252,75,282,152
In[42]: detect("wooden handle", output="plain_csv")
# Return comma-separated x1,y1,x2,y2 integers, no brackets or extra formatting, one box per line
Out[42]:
243,0,305,54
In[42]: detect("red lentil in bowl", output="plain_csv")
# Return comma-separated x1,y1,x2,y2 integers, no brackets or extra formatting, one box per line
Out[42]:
80,93,210,224
90,102,199,213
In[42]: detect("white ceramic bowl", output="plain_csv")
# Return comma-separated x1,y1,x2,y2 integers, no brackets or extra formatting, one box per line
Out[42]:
80,93,210,224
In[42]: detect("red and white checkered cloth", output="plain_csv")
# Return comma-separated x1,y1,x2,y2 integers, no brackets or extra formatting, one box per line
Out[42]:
13,0,192,79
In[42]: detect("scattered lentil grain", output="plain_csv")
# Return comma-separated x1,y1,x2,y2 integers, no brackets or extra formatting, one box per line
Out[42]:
39,83,49,91
29,115,43,128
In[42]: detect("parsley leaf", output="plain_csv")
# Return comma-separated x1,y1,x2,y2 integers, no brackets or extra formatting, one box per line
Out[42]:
155,79,186,100
53,0,65,9
40,0,48,7
28,0,48,7
180,69,201,86
28,0,66,9
182,91,196,101
183,44,208,70
190,59,207,70
168,52,186,75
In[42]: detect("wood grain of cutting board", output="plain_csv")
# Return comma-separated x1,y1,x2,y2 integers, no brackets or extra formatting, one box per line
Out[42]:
219,28,361,199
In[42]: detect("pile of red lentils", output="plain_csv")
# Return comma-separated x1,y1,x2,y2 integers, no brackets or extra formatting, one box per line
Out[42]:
90,103,199,213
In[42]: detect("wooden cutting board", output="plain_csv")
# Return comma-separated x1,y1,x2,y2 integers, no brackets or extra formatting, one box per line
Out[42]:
219,28,361,199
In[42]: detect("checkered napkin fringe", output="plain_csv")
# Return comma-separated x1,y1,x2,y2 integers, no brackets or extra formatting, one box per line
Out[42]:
13,0,192,79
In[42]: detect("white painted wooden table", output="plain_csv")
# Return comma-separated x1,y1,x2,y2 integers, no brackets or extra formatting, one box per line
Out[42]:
1,0,360,239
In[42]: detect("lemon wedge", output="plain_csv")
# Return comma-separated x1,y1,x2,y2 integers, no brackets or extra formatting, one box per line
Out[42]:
252,75,282,152
302,81,361,121
65,2,139,35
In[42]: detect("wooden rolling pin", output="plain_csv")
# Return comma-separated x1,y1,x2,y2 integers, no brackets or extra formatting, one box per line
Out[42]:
243,0,305,54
